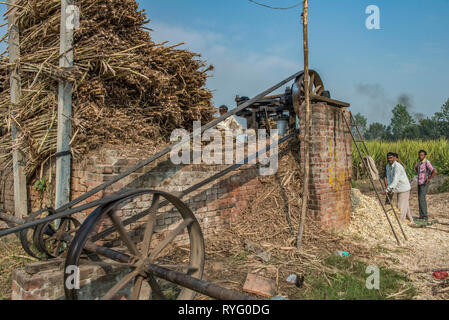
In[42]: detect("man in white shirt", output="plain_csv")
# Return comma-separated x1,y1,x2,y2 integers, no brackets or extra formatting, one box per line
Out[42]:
385,152,413,223
216,105,243,134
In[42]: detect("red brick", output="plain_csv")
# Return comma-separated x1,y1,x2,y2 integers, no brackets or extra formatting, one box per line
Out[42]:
243,274,276,298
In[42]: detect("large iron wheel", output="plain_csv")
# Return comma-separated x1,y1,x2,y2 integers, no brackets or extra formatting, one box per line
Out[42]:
291,70,326,118
292,70,325,102
64,190,204,300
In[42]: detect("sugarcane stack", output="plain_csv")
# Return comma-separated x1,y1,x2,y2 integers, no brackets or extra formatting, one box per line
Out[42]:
0,0,215,177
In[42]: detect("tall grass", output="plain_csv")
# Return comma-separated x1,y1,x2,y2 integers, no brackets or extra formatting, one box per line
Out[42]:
353,139,449,179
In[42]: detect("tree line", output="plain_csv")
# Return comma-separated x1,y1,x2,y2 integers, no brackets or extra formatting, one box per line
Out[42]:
354,98,449,141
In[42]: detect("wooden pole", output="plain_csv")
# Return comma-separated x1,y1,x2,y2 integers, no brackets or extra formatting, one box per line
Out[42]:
8,0,28,219
55,0,74,211
297,0,310,250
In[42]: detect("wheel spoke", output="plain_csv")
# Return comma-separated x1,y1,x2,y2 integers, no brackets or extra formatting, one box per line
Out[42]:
309,73,315,91
83,240,133,264
149,218,193,261
312,85,322,96
147,274,166,300
130,275,145,300
46,234,58,241
64,220,75,234
158,264,198,273
108,211,140,257
53,220,69,247
60,219,69,231
100,269,139,300
44,224,56,237
52,240,63,256
141,194,160,257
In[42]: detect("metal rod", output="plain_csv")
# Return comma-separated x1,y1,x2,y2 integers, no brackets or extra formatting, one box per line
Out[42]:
181,131,296,197
146,264,256,300
60,232,132,264
61,233,254,300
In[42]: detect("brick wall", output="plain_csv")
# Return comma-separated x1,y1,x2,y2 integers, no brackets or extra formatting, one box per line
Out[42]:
298,102,353,230
67,152,262,236
11,260,143,300
9,149,266,300
2,150,263,231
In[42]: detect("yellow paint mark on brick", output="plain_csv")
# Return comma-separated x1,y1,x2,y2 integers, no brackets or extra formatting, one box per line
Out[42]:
329,167,334,187
328,138,346,191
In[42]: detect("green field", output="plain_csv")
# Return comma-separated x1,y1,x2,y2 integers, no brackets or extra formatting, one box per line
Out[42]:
352,139,449,179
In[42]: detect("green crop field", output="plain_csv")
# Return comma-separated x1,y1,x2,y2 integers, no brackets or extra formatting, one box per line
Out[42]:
352,139,449,179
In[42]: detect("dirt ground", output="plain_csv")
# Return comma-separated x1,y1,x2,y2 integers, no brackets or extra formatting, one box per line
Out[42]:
357,190,449,300
1,190,447,300
200,190,449,300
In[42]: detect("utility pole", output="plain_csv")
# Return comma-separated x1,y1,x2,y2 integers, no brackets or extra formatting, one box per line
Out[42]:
297,0,310,250
55,0,74,212
8,0,28,219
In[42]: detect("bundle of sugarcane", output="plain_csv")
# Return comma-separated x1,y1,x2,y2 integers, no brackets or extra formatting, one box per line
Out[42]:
0,0,215,177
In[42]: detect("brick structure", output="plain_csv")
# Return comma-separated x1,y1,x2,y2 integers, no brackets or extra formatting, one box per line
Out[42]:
2,151,263,231
69,153,263,235
8,149,266,300
4,101,353,300
11,259,137,300
299,102,353,230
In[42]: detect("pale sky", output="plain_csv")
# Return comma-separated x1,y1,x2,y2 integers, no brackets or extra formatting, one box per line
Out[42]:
143,0,449,125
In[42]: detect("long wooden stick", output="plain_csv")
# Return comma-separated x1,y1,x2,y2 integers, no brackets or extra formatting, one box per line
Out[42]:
297,0,310,250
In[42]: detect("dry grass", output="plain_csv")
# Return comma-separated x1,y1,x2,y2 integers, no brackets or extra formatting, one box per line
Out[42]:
0,0,215,178
0,235,38,300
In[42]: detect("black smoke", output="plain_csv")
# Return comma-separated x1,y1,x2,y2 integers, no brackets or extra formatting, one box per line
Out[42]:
356,84,420,122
